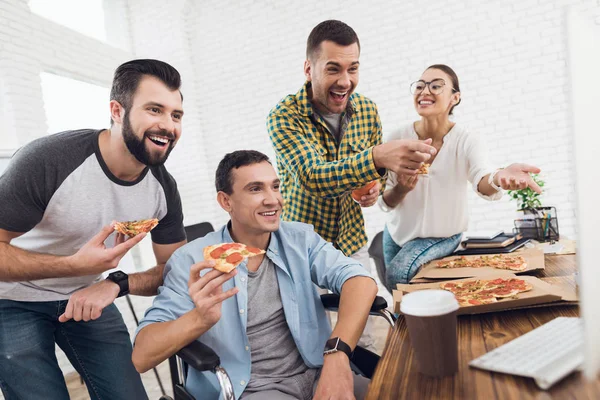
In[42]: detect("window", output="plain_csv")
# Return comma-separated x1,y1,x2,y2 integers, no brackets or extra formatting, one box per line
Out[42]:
40,72,110,133
29,0,107,42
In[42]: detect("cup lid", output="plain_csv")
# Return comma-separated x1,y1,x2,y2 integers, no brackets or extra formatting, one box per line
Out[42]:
400,290,459,316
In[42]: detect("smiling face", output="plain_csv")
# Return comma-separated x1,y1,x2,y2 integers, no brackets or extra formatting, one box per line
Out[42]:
218,161,283,236
118,75,183,166
304,40,360,114
413,68,460,118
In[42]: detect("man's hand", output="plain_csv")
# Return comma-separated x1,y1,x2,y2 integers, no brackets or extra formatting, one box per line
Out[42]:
59,279,120,322
188,260,239,331
373,138,436,176
68,224,146,276
314,352,355,400
356,180,381,207
494,163,542,193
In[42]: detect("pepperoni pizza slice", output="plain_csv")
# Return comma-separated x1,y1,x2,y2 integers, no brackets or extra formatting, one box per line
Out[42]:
203,242,266,273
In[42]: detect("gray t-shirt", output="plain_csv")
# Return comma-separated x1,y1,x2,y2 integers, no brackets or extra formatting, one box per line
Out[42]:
242,257,318,400
314,109,343,143
0,129,186,301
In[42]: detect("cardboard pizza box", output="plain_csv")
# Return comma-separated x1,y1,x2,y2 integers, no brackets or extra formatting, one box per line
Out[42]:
394,273,578,315
409,247,545,283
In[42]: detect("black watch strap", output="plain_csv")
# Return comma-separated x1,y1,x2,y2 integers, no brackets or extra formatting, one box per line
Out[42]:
106,270,129,297
323,337,353,360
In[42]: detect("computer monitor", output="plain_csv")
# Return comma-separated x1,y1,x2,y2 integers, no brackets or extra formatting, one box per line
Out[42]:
566,7,600,380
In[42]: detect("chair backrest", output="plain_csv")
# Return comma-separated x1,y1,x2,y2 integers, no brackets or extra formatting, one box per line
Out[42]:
368,231,387,288
184,222,215,242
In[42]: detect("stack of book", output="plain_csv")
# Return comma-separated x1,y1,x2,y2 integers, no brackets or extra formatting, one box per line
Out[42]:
456,231,530,255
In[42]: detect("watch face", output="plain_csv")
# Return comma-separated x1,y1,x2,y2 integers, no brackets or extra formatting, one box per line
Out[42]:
325,337,339,351
113,272,125,279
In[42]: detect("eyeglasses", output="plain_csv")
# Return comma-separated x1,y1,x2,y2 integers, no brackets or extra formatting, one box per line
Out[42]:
409,79,457,95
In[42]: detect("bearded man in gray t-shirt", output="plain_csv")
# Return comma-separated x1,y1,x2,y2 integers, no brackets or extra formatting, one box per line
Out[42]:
0,59,188,400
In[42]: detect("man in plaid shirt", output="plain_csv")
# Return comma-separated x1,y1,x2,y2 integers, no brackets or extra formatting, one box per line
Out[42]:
268,20,436,350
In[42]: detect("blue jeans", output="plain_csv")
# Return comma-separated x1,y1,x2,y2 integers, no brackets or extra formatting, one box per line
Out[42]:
383,227,463,292
0,300,147,400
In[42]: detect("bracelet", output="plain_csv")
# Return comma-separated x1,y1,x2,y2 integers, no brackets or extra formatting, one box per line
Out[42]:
488,168,503,191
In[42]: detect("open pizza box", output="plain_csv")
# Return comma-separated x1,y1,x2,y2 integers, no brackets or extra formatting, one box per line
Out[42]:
410,247,545,283
393,273,578,315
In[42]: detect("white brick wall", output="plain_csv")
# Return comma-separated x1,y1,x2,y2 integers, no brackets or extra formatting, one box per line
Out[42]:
1,0,599,394
187,0,600,240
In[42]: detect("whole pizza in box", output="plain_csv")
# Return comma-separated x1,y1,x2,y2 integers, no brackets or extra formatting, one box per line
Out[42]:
439,277,533,306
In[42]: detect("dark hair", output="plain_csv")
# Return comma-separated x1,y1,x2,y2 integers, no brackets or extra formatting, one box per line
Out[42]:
426,64,461,115
306,20,360,60
215,150,271,194
110,59,182,123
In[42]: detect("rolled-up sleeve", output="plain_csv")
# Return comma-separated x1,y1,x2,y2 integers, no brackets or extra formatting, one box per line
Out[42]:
134,251,195,342
307,228,374,294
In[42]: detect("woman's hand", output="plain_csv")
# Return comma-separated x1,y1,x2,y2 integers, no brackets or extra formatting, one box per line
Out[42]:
394,173,419,195
494,164,542,193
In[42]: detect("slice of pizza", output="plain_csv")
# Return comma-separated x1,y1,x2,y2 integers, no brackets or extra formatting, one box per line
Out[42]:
203,242,266,273
114,218,159,237
416,163,430,174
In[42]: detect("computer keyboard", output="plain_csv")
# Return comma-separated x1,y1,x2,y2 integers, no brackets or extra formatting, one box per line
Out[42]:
469,317,583,390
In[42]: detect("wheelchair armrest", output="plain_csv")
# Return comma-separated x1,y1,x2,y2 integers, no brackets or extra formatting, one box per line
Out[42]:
177,340,221,372
320,294,388,313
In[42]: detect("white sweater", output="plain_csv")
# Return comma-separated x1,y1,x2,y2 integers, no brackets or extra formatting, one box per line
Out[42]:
378,122,502,247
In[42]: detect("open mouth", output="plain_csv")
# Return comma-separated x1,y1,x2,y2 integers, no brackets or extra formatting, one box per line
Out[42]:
146,134,171,148
330,90,348,103
418,99,435,106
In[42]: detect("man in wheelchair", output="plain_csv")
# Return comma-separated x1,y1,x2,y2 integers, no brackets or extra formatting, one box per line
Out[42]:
133,150,378,400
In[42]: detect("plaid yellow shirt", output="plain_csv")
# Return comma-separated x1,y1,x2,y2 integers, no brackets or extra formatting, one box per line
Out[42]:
267,82,386,256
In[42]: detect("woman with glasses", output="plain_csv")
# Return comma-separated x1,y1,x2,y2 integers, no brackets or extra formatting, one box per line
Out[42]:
378,64,542,292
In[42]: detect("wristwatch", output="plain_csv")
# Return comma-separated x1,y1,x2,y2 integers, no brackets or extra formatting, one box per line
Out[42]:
106,270,129,297
323,337,353,360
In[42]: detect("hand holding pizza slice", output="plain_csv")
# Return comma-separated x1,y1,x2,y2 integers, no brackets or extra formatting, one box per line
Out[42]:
203,243,266,273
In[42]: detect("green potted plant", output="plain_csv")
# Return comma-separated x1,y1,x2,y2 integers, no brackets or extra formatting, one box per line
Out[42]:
507,174,545,216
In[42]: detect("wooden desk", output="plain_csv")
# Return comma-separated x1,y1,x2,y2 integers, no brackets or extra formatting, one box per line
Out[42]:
367,254,600,399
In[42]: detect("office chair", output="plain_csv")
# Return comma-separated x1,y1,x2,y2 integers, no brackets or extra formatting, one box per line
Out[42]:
184,222,215,242
368,231,387,290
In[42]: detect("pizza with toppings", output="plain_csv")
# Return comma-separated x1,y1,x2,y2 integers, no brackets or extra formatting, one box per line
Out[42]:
436,254,527,272
440,277,533,307
203,242,266,273
114,218,159,237
417,163,430,174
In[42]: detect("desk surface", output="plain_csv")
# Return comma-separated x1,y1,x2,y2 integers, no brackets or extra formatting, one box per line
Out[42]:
367,254,600,399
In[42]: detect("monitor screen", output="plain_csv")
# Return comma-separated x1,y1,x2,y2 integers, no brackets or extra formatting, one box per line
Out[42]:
567,7,600,380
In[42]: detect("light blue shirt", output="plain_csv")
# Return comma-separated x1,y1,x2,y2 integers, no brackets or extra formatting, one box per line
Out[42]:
136,221,373,400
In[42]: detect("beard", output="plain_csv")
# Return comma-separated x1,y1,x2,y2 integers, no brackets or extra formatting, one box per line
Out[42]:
122,112,175,166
